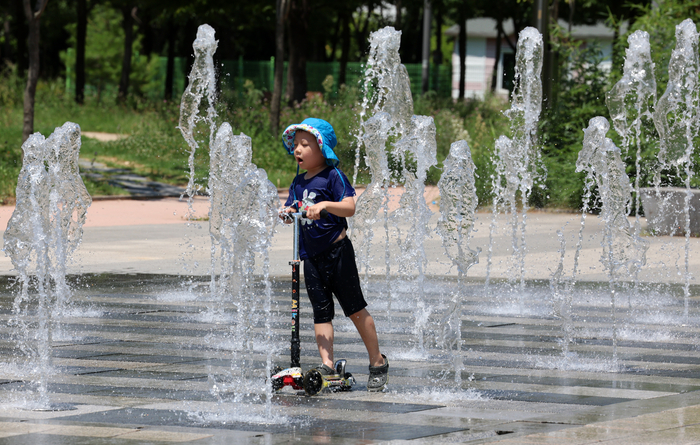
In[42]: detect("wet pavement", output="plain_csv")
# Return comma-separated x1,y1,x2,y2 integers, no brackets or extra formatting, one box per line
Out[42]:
1,272,700,444
2,197,700,443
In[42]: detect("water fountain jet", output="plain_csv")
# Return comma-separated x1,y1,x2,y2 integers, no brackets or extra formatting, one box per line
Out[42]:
3,122,91,410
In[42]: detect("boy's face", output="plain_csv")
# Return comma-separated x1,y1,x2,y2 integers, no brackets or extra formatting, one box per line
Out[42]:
293,130,325,173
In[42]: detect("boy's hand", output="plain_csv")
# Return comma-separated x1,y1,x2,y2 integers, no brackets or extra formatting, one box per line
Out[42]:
305,203,328,220
279,206,294,224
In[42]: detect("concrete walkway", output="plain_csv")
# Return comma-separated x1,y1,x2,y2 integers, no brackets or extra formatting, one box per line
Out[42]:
2,195,700,444
2,193,699,283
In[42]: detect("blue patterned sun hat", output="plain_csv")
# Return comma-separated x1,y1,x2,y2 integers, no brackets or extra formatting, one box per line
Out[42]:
282,118,339,166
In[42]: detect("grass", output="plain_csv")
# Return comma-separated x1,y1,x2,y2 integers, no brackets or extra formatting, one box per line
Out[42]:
0,75,513,209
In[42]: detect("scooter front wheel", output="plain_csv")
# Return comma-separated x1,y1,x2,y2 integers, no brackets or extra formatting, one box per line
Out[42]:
269,366,284,391
303,369,324,396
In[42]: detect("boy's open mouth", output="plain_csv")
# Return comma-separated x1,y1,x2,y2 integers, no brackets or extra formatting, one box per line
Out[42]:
296,156,303,164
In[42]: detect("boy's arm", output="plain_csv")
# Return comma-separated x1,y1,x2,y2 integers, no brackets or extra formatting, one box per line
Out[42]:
305,196,355,220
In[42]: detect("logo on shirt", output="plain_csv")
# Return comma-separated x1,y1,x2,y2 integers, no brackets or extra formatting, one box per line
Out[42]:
300,189,316,226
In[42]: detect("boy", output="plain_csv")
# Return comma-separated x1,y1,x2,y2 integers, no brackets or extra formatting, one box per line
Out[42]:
279,117,389,392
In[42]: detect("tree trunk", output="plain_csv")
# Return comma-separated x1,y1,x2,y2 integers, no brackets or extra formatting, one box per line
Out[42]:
568,0,575,33
338,10,350,86
22,0,46,143
270,0,287,134
421,0,431,94
490,19,502,92
458,6,466,100
75,0,86,104
164,16,176,101
395,0,402,30
285,0,308,105
433,0,442,94
15,0,28,78
117,5,135,103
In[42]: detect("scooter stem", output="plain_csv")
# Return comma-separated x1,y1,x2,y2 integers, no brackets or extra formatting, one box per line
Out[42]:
290,212,302,368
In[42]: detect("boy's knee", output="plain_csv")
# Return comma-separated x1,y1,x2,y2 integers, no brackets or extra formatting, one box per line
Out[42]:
349,308,369,319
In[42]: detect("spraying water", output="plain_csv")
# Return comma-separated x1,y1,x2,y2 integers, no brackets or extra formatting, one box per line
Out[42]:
179,24,218,208
178,24,280,418
353,27,413,186
436,140,480,383
207,123,279,409
606,30,657,302
351,26,440,352
487,27,544,301
3,122,91,409
208,123,278,310
652,19,700,322
353,112,392,291
391,115,438,351
576,116,648,360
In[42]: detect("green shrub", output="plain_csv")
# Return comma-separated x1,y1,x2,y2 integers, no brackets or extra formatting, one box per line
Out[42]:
540,26,612,209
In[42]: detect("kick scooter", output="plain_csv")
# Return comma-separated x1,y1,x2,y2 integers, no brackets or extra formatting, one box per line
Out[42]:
270,209,355,396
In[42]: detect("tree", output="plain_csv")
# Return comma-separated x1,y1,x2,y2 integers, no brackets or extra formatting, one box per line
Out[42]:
163,13,176,101
117,4,138,102
483,0,530,92
270,0,288,134
22,0,48,143
421,0,431,94
457,3,466,100
75,0,87,104
15,0,28,78
285,0,309,104
338,6,351,86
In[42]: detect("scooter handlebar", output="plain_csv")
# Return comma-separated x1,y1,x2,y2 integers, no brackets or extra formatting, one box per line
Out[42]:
301,209,329,219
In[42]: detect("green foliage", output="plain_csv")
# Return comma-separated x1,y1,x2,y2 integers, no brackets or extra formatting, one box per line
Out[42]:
414,93,509,206
60,4,163,100
540,26,612,209
0,63,25,108
0,74,190,202
607,1,700,197
621,0,700,97
0,132,22,204
232,80,508,207
219,79,365,190
0,68,507,210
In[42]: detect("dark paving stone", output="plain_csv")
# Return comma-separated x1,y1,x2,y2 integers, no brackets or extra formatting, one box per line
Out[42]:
86,354,209,365
621,353,700,365
63,408,466,441
11,383,220,402
51,349,125,359
485,374,700,393
272,395,439,413
59,366,124,375
461,330,700,352
62,323,210,338
627,368,700,379
483,389,634,406
91,370,209,381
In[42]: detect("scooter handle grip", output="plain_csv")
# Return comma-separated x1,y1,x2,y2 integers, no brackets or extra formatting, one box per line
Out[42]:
301,209,329,219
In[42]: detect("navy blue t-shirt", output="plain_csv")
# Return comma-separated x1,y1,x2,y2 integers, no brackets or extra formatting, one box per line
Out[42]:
284,167,356,260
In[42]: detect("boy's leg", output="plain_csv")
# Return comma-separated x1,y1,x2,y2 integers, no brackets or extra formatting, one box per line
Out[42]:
315,322,334,368
350,308,384,367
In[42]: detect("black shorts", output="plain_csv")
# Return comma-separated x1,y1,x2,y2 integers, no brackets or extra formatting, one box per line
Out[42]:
303,237,368,324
